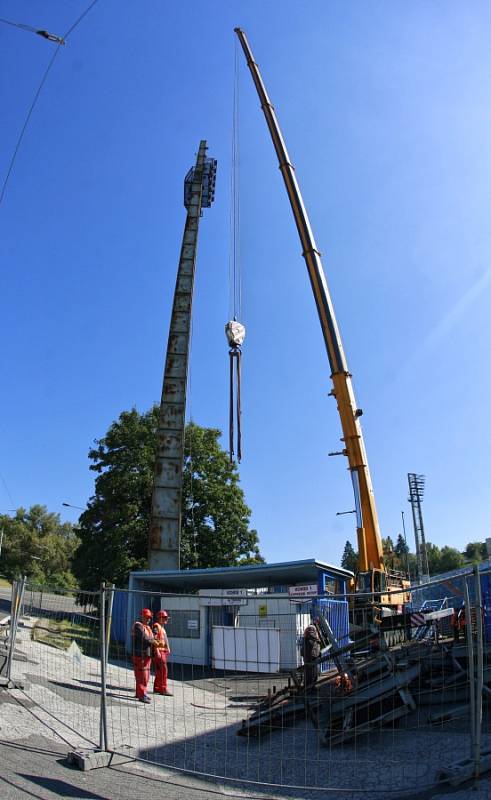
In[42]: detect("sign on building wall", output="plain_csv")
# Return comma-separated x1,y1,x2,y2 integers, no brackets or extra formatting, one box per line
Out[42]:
288,583,318,599
198,588,248,606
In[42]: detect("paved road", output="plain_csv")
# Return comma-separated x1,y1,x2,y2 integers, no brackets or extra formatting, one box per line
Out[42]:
2,731,491,800
0,732,262,800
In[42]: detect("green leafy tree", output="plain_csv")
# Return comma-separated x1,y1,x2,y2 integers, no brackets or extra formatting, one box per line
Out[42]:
0,505,78,588
341,540,358,572
420,542,465,576
464,541,487,562
73,408,263,590
438,545,465,573
406,551,418,580
382,536,395,555
395,534,409,558
424,542,442,576
181,422,263,569
382,536,397,570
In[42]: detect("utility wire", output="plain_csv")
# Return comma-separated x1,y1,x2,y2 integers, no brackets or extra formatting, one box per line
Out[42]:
0,469,15,507
0,0,100,209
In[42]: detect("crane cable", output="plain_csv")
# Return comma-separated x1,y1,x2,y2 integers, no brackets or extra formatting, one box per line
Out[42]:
0,0,100,209
0,17,65,44
229,38,242,324
226,38,245,463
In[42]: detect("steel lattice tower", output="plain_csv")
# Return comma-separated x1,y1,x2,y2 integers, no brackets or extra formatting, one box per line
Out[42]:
407,473,430,582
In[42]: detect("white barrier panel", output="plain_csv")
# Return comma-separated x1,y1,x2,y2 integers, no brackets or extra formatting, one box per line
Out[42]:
212,625,280,672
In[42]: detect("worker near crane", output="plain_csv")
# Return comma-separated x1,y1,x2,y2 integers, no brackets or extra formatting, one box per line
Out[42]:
152,610,172,696
132,608,156,703
302,623,321,686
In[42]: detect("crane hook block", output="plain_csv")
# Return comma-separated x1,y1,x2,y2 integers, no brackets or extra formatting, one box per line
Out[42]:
225,320,246,348
226,321,245,463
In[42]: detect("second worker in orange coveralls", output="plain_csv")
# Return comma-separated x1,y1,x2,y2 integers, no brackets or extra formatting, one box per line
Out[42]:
132,608,155,703
153,610,172,696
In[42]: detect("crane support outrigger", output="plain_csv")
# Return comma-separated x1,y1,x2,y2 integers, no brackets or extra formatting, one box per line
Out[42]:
235,28,409,609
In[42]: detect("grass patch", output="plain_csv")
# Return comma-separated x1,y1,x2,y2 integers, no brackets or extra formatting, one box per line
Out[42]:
0,578,11,588
31,618,99,657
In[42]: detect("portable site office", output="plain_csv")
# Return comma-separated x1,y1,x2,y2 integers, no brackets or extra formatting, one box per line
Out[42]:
125,559,353,672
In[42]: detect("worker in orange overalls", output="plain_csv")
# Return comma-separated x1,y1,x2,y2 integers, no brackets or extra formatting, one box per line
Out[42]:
452,604,466,643
152,610,172,696
132,608,155,703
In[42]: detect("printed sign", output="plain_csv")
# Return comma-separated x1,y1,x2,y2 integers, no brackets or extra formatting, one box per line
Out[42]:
187,619,199,630
288,583,318,599
198,588,248,606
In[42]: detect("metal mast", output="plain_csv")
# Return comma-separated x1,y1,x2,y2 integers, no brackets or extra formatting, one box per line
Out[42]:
148,141,217,570
407,473,430,582
234,28,384,573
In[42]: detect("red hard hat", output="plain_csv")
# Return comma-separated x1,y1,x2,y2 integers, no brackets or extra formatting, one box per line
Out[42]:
140,608,152,619
156,610,169,620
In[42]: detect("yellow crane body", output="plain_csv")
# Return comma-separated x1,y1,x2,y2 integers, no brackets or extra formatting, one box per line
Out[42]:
235,28,409,608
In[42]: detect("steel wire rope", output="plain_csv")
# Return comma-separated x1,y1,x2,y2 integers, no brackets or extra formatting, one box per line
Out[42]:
0,17,63,41
228,37,243,324
0,17,40,34
0,0,100,209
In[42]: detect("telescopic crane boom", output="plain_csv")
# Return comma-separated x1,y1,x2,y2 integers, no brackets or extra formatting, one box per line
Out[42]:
235,28,406,601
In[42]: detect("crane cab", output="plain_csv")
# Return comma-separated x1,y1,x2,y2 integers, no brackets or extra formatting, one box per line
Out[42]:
356,568,410,609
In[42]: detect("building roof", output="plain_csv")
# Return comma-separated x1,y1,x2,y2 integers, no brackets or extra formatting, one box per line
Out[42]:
130,558,353,591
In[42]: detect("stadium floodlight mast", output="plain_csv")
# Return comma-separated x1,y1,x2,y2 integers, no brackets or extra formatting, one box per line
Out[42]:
407,473,430,583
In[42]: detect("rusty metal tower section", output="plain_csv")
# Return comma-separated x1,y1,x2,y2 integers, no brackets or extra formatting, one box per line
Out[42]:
149,140,217,570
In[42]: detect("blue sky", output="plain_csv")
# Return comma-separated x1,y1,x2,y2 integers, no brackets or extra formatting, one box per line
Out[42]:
1,1,490,566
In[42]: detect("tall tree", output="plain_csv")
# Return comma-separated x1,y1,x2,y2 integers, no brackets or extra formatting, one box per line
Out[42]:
395,533,409,558
341,540,358,572
438,545,465,573
424,542,442,576
464,541,488,562
72,408,263,590
181,422,263,569
0,505,78,588
382,536,396,569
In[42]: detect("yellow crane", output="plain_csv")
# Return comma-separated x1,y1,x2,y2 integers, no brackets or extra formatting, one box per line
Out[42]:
234,28,409,611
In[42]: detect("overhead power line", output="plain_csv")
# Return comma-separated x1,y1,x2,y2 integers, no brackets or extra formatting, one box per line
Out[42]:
0,469,15,507
0,0,100,209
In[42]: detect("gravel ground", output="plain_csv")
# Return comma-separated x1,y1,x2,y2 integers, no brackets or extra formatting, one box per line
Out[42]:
5,613,491,799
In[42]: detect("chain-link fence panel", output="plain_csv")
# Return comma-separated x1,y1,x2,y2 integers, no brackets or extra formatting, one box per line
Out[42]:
5,573,489,795
100,579,484,796
9,583,102,749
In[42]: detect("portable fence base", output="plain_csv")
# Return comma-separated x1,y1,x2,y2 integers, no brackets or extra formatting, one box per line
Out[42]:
0,677,25,689
67,746,135,771
436,748,491,786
